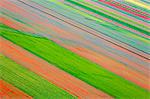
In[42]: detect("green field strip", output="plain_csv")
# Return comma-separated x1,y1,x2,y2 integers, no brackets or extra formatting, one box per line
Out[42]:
0,24,149,98
0,54,76,99
65,0,150,36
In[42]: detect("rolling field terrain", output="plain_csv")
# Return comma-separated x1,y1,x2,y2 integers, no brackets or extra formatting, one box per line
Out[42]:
1,0,150,98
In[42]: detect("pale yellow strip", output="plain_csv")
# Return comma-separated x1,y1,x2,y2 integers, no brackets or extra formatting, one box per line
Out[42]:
125,0,150,10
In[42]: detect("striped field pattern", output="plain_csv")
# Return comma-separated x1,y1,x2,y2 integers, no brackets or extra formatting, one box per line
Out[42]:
0,0,150,98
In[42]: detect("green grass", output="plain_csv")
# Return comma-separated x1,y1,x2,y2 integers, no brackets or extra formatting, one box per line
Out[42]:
0,54,76,99
0,24,149,98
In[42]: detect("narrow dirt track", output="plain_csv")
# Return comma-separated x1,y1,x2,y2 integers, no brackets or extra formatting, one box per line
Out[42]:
0,37,112,99
0,80,32,99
